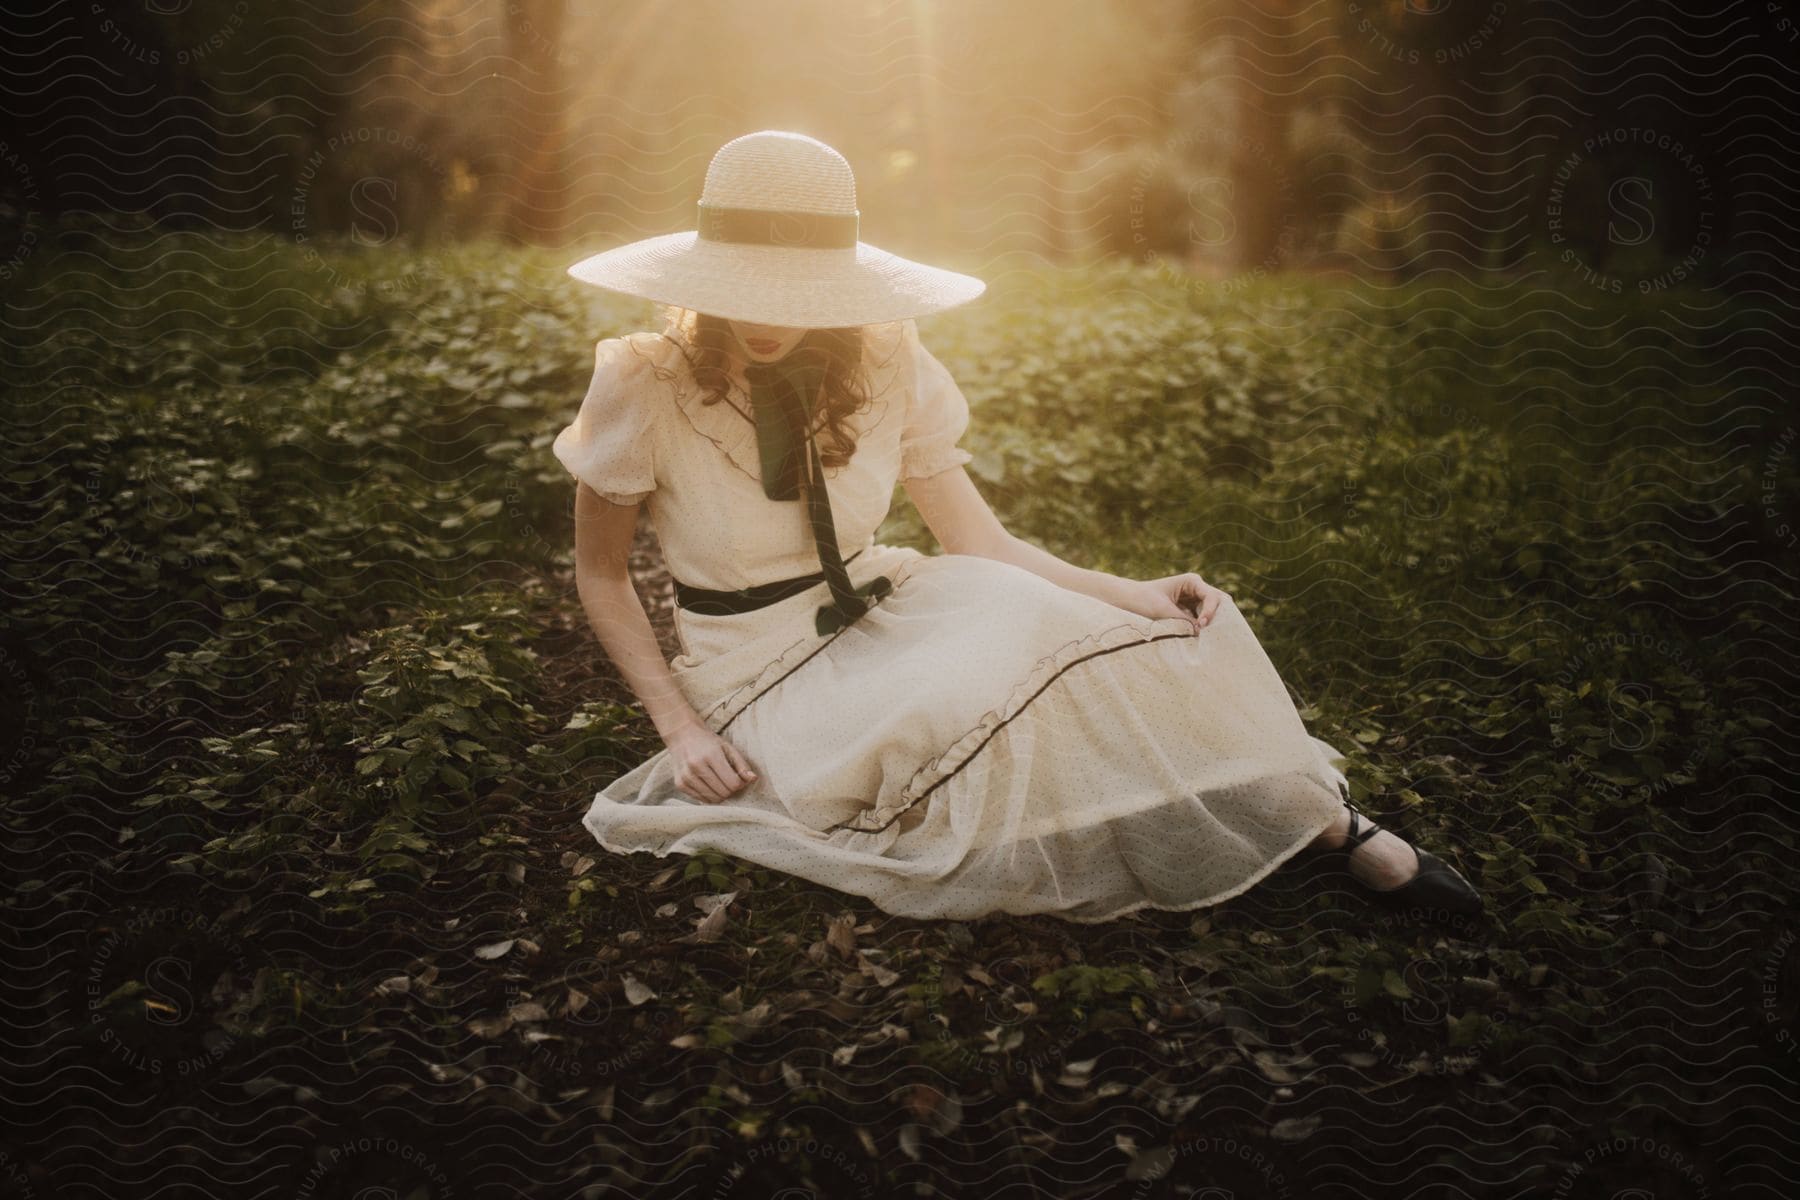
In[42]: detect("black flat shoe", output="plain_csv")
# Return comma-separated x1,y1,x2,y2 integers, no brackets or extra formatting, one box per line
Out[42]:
1324,799,1486,925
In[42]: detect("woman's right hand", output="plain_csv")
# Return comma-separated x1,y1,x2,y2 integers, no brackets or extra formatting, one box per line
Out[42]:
663,720,760,803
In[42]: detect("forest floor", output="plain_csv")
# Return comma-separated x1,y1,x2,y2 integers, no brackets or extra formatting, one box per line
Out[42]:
2,230,1797,1198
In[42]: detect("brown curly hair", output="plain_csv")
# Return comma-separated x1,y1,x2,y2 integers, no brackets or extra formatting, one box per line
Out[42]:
650,303,904,470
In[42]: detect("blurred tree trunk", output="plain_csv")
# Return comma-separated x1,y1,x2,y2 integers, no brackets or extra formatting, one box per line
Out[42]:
503,0,568,243
1170,0,1298,274
1227,0,1294,273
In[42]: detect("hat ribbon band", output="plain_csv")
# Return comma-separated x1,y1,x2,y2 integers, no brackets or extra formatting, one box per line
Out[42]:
696,202,858,249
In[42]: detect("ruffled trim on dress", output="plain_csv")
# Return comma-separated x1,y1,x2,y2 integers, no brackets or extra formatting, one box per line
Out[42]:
624,331,765,488
820,614,1205,836
688,588,1237,842
694,551,924,732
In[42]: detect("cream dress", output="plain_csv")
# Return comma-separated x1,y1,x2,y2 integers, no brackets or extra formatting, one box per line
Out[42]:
552,317,1349,923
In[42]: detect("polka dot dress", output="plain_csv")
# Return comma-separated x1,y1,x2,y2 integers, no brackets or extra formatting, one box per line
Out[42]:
552,318,1349,923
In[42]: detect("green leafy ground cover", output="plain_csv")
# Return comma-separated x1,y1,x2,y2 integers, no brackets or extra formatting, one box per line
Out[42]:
2,226,1796,1197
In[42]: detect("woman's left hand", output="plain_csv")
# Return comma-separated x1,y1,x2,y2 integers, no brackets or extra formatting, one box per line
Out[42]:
1120,573,1228,632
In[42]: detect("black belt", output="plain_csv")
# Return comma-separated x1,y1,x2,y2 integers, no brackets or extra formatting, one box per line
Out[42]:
674,548,865,616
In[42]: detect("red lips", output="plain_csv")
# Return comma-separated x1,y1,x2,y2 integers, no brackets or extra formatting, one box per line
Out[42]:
746,338,780,353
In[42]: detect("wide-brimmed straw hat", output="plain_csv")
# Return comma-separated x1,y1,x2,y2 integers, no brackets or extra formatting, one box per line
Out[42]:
565,130,986,329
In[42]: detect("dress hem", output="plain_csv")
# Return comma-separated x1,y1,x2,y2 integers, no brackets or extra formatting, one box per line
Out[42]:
1054,804,1343,925
579,800,1344,926
695,552,924,732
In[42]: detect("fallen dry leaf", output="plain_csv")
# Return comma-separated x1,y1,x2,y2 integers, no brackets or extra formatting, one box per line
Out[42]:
693,901,731,942
466,1013,512,1038
826,913,857,960
857,954,900,987
1271,1115,1323,1142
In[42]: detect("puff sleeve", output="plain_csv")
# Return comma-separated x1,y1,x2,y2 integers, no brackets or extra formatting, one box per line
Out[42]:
552,336,661,506
897,319,975,481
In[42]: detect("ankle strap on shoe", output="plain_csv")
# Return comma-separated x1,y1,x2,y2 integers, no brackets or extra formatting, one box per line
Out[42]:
1343,803,1384,851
